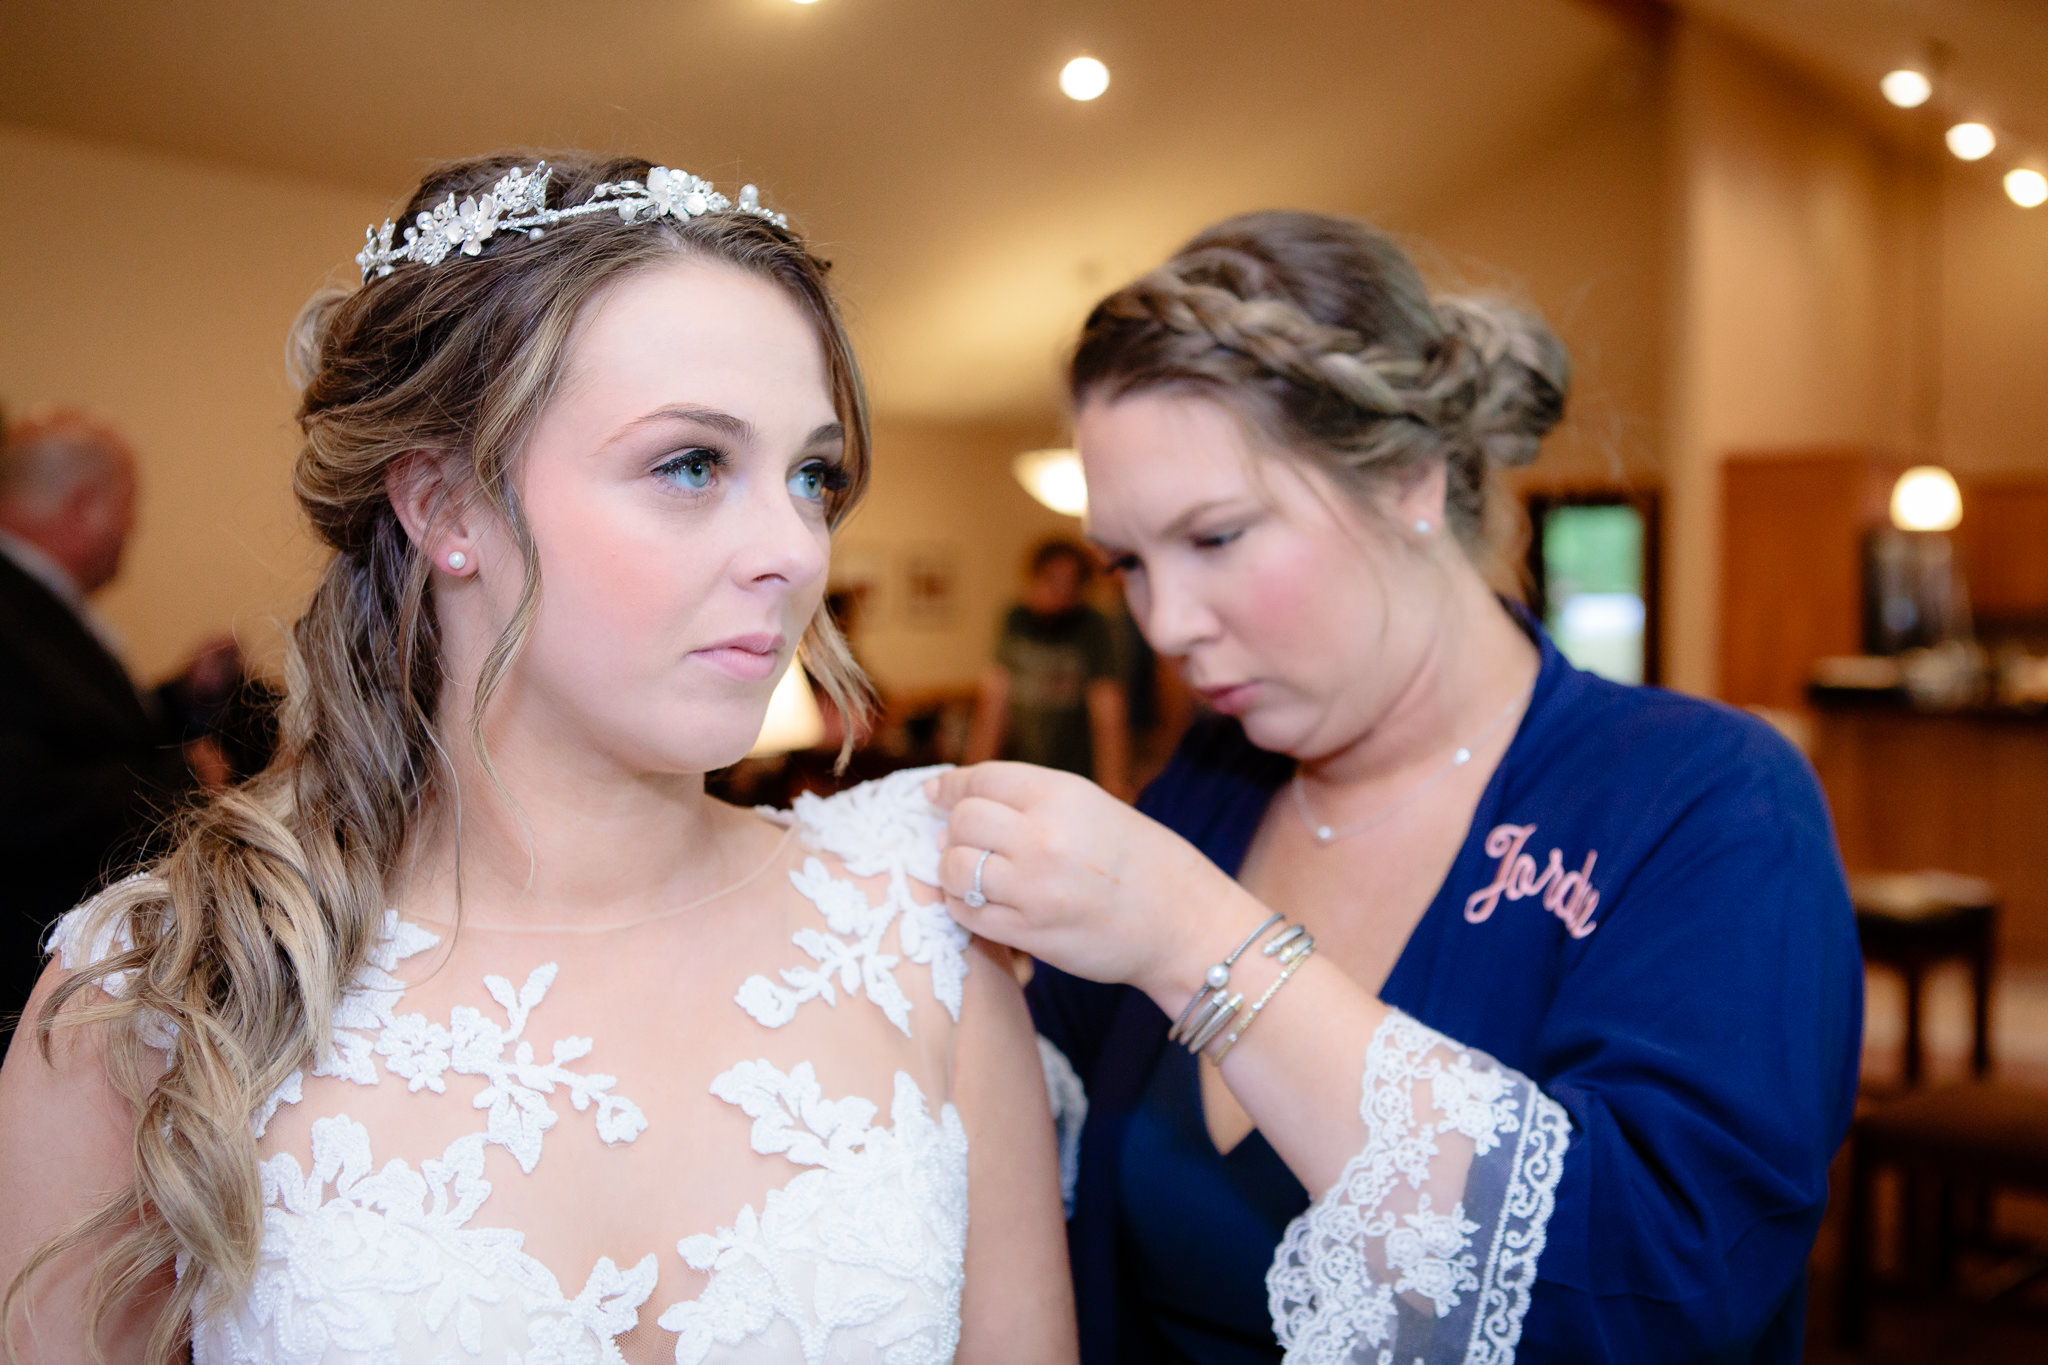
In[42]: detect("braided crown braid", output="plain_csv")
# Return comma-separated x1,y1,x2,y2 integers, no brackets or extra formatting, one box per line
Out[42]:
1070,210,1570,547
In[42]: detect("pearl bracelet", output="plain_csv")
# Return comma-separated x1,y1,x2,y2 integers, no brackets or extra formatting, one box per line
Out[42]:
1168,912,1286,1055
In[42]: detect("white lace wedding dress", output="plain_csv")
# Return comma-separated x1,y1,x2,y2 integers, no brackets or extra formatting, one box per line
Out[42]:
51,768,973,1365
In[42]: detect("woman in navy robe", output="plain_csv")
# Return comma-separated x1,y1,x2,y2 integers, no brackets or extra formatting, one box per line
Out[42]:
927,211,1860,1364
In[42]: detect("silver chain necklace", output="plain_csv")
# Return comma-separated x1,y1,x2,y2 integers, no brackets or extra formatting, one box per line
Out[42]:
1290,686,1531,845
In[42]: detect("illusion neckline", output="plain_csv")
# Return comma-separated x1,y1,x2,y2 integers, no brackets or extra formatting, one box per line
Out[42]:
398,819,799,937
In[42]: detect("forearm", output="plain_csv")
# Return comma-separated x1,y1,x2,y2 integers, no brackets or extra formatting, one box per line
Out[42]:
1133,908,1389,1195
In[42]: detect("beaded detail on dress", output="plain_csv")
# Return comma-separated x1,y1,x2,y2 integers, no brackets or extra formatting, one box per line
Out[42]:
52,766,971,1365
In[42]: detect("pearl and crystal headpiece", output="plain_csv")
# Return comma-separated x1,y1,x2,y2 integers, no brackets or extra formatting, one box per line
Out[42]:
354,161,788,283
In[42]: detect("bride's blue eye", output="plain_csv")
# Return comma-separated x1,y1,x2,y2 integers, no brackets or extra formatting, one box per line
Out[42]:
656,449,721,490
789,459,849,503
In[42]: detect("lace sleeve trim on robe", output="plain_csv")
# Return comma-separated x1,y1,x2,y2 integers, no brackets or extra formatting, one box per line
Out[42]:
1035,1035,1087,1218
1267,1008,1571,1365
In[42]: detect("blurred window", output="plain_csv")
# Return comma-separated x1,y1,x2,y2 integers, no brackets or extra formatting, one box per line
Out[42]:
1527,495,1658,686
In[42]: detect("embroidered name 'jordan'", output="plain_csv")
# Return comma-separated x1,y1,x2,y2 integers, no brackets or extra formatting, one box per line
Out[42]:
1462,822,1601,938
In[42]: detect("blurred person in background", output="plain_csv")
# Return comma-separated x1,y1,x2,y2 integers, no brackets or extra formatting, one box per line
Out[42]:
966,537,1133,799
0,409,244,1040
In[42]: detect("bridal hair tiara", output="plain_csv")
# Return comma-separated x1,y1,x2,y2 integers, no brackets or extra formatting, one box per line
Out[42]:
355,162,789,283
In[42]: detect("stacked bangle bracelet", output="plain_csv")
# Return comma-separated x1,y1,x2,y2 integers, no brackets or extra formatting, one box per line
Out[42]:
1167,913,1315,1063
1210,930,1315,1063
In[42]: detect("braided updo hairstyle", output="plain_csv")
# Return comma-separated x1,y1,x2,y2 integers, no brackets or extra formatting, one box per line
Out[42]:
1070,211,1570,549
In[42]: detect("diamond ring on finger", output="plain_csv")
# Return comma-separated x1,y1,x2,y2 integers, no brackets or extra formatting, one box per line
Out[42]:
965,848,993,908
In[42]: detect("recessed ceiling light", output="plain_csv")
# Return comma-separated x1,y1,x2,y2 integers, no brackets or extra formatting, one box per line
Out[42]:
1060,56,1110,102
2007,169,2048,209
1880,69,1932,108
1947,122,1996,161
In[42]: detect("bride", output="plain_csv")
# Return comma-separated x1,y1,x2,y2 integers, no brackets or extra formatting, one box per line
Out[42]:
0,153,1074,1364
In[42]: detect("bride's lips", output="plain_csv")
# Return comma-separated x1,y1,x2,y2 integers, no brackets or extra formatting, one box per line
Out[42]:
1195,681,1259,716
689,632,785,683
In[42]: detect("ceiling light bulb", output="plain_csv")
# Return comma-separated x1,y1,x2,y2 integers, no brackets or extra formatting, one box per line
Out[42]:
1059,56,1110,102
1890,466,1963,533
1880,69,1932,108
1946,122,1996,161
2006,168,2048,208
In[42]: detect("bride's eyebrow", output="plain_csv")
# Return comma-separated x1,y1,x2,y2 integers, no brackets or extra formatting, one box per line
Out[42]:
798,422,846,457
604,404,754,447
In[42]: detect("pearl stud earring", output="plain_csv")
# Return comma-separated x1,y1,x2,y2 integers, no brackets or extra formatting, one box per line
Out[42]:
446,550,468,571
1413,519,1433,535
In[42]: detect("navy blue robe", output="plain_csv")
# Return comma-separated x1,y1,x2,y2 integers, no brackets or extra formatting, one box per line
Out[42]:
1028,620,1861,1363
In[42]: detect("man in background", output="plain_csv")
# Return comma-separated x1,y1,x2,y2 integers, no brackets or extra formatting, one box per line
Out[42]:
965,537,1132,800
0,409,236,1039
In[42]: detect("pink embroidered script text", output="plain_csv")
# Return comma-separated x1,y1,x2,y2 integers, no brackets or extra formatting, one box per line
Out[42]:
1463,823,1601,939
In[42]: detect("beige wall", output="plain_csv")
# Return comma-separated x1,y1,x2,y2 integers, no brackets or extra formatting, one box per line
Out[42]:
1661,19,1925,695
0,122,383,680
1405,50,1670,497
1941,156,2048,477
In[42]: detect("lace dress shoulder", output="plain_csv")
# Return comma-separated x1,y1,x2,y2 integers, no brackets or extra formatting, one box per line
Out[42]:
42,766,978,1365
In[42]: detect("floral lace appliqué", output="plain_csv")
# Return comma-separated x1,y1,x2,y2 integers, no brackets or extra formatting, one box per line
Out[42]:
194,1115,659,1365
659,1060,969,1365
1267,1010,1571,1365
372,961,649,1171
736,766,970,1036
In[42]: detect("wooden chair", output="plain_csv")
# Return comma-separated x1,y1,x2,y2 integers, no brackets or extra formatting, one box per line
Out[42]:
1850,871,1997,1088
1837,1082,2048,1345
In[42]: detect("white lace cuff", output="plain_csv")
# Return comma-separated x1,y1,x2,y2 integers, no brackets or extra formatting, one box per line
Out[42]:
1036,1035,1087,1218
1267,1009,1570,1364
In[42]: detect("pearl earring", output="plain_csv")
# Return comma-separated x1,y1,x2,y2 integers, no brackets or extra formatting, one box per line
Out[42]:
446,550,468,571
1413,519,1433,535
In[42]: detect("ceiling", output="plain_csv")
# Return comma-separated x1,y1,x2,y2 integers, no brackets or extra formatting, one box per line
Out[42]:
2,0,2042,420
1692,0,2048,158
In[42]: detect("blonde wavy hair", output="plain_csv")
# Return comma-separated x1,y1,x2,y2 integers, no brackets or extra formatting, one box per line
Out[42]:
4,152,872,1363
1069,210,1571,550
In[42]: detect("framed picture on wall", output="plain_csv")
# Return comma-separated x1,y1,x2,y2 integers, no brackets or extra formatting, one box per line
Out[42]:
901,544,959,629
830,541,890,625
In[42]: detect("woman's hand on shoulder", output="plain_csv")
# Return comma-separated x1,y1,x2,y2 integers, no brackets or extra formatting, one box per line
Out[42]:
926,762,1267,1004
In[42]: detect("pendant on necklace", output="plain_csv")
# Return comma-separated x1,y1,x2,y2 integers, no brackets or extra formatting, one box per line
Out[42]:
1315,824,1335,842
1453,747,1471,764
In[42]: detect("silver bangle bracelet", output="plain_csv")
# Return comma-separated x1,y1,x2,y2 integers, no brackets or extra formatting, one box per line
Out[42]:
1168,912,1283,1044
1273,933,1316,968
1208,937,1315,1065
1186,991,1245,1054
1178,987,1233,1047
1261,924,1306,958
